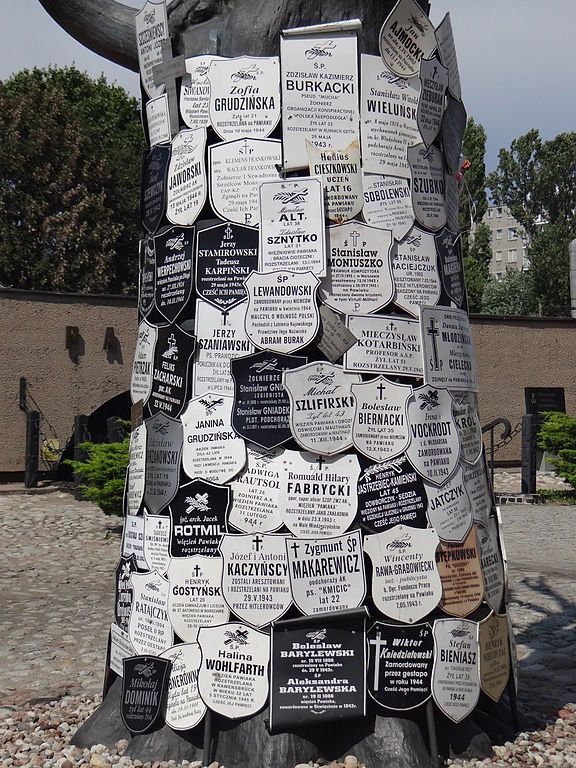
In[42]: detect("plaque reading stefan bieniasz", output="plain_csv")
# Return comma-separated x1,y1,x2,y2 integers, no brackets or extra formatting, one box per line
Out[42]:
270,612,367,731
307,140,363,224
280,32,360,171
417,55,448,148
408,144,447,232
121,655,171,735
139,239,156,317
344,314,422,377
115,555,137,633
392,227,441,317
143,511,171,575
425,467,473,544
160,643,206,731
231,351,307,449
362,174,414,242
149,324,196,418
180,55,222,130
367,621,433,710
420,306,478,392
127,422,146,516
196,221,258,311
154,226,194,323
357,455,428,534
135,0,168,99
286,530,366,615
128,571,173,656
351,377,412,463
379,0,436,79
131,320,157,405
228,444,285,533
169,478,230,558
432,618,480,723
141,143,170,234
436,527,484,617
166,128,207,226
144,412,183,514
435,228,466,308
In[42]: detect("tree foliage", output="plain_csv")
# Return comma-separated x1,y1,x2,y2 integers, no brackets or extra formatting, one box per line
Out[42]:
463,222,491,312
538,412,576,493
65,435,129,516
528,220,572,316
460,117,488,232
481,269,538,316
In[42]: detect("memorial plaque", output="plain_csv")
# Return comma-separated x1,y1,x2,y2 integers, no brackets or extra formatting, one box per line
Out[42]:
444,171,460,236
145,94,171,146
169,478,230,558
442,95,467,174
417,55,448,148
135,0,169,99
131,320,157,405
283,362,361,455
193,300,253,397
496,507,510,604
244,270,320,353
367,621,433,710
477,519,505,614
128,571,173,655
110,624,135,677
321,222,394,315
220,533,292,627
279,451,360,538
436,527,484,617
406,385,460,486
280,32,360,171
316,305,359,364
364,526,442,623
478,612,510,703
286,530,366,615
420,306,478,392
197,622,270,719
270,611,367,730
351,377,412,463
362,174,414,241
122,515,147,569
167,555,230,642
143,512,171,575
166,128,207,226
196,221,258,311
452,392,482,466
462,458,492,528
231,351,307,449
357,455,428,533
379,0,436,78
407,144,447,232
344,314,423,377
228,444,285,533
139,239,156,318
432,618,480,722
507,611,518,693
435,227,466,308
360,55,421,178
154,226,194,323
207,56,280,140
144,412,183,514
307,140,363,223
115,555,137,633
160,643,206,730
121,655,171,735
180,55,221,130
141,143,170,234
181,393,246,483
127,423,146,516
435,13,461,101
259,178,326,275
425,467,473,543
392,227,441,316
524,387,566,415
149,324,196,418
209,138,282,225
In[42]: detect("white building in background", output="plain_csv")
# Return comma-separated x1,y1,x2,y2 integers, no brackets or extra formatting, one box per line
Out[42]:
481,205,529,282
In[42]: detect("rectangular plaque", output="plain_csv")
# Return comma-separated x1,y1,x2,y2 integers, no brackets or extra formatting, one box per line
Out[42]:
420,306,478,392
316,305,359,362
524,387,566,415
344,314,423,376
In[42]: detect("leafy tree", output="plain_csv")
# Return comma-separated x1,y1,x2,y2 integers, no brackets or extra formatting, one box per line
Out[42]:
538,412,576,496
528,220,572,316
481,269,538,316
459,117,488,233
464,222,491,313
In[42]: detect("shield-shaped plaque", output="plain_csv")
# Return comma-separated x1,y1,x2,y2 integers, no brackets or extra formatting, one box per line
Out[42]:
425,467,473,543
420,306,478,392
436,526,484,617
127,422,146,516
307,140,363,224
141,143,170,234
180,55,221,130
139,238,156,317
435,228,466,308
432,617,480,722
362,174,414,241
478,612,510,703
351,377,412,462
169,478,230,558
121,655,171,735
110,624,135,678
442,94,467,174
143,511,170,575
122,515,147,569
166,128,207,226
417,55,448,148
364,525,442,623
135,0,169,99
407,144,447,233
228,444,285,533
160,643,207,730
283,362,361,455
153,226,194,323
406,385,460,485
392,227,441,317
477,519,505,614
128,571,173,655
435,13,461,101
115,555,137,634
144,412,183,514
149,324,195,418
379,0,436,79
344,314,423,377
452,392,482,466
131,320,157,405
463,458,492,528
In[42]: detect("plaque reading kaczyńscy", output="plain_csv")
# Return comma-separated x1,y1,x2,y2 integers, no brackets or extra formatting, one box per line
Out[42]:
135,0,169,99
379,0,436,79
351,377,412,463
228,444,285,533
149,325,195,418
307,140,363,224
425,467,473,544
280,32,359,171
478,612,510,703
122,515,146,569
361,174,414,242
141,143,170,235
131,320,157,405
143,412,183,514
180,55,221,130
392,227,441,317
420,306,478,392
169,478,230,558
417,55,448,148
127,423,146,516
128,571,173,656
160,643,206,731
115,555,137,633
407,144,447,232
121,655,171,735
145,94,171,147
139,239,156,318
109,624,135,677
435,228,466,308
153,226,194,323
143,512,170,575
344,314,422,377
436,527,484,617
166,129,207,226
432,618,480,723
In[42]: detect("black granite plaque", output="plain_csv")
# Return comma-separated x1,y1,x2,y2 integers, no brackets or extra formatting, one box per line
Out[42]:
154,226,195,323
115,554,138,634
141,144,170,234
435,228,466,308
149,324,196,418
121,655,171,734
169,478,230,557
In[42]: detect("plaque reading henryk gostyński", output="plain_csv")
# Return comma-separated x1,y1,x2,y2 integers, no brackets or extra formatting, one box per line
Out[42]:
228,444,285,534
169,478,230,558
307,140,363,224
149,325,195,418
379,0,436,79
436,526,484,617
115,555,137,634
128,571,173,656
432,618,480,722
131,320,157,406
478,612,510,703
160,643,206,731
121,655,171,735
425,467,473,544
417,55,448,148
435,228,466,308
180,55,222,130
351,377,412,463
407,144,447,233
143,511,170,575
135,0,169,99
143,411,182,514
420,306,478,392
344,314,422,377
392,227,441,317
153,226,194,323
141,143,170,234
166,129,207,226
362,174,414,241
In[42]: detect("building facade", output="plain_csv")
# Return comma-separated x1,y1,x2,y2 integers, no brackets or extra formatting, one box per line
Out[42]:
482,205,529,281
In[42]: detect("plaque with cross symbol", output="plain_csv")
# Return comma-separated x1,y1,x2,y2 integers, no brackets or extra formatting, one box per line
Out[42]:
478,612,510,703
143,511,170,575
131,320,157,406
434,227,466,308
417,55,448,149
153,225,195,323
149,324,196,418
166,128,207,226
128,571,173,656
152,37,191,136
160,643,206,731
379,0,436,79
169,478,230,558
351,377,412,462
228,444,285,534
419,306,478,391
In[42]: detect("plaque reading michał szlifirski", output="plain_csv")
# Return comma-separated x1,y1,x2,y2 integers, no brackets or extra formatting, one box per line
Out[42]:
121,655,171,735
436,527,484,617
149,325,196,418
143,412,183,514
362,174,414,241
351,377,412,463
307,140,363,224
228,444,284,533
432,618,480,723
166,129,207,226
153,226,194,323
344,314,422,377
169,479,229,558
425,467,473,544
391,227,441,317
128,571,173,656
379,0,436,79
160,643,206,731
420,306,478,392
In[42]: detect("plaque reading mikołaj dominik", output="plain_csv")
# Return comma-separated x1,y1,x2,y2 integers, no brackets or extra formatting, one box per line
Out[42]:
420,306,478,392
321,222,394,315
407,144,447,232
127,423,146,516
286,530,366,615
128,571,173,656
143,512,171,575
477,519,505,613
181,393,246,484
478,612,510,703
131,320,157,405
435,227,466,308
307,141,363,224
180,55,221,130
259,179,326,275
392,227,441,317
166,129,207,226
406,385,460,485
432,618,480,723
153,226,194,323
135,0,169,99
362,174,414,241
452,392,482,466
344,314,423,377
436,527,484,617
160,643,206,731
115,555,137,634
379,0,436,79
360,55,421,178
357,455,428,533
220,533,292,627
282,362,361,455
351,377,412,463
364,526,442,624
121,655,171,735
279,451,360,538
280,32,359,171
122,516,147,569
167,556,230,643
209,138,282,226
435,13,461,101
110,624,135,677
139,239,156,318
149,325,195,418
169,478,230,558
244,271,320,354
143,412,183,514
425,467,473,544
145,94,171,147
141,144,170,234
228,445,284,533
417,55,448,148
463,458,492,527
207,57,280,140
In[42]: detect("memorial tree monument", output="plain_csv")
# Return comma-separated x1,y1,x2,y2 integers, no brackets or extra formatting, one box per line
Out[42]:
39,0,516,765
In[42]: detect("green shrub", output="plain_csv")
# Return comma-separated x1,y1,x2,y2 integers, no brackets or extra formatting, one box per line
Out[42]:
537,411,576,490
65,433,129,516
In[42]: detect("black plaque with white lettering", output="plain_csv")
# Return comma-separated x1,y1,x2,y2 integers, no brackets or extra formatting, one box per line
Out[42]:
149,324,196,418
121,655,171,735
169,478,230,557
525,387,566,415
139,238,156,318
435,228,466,308
154,226,195,323
141,144,170,234
367,621,433,710
115,554,137,634
442,95,467,175
270,609,367,732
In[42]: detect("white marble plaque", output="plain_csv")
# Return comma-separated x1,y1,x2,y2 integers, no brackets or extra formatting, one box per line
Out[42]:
478,613,510,703
135,0,169,99
166,128,207,226
379,0,436,79
146,94,171,146
477,519,505,614
425,467,473,544
436,527,484,617
316,304,359,363
432,618,480,722
420,306,478,392
127,423,146,516
344,314,422,377
228,444,285,533
131,320,157,405
110,624,135,678
392,227,441,316
180,55,221,130
128,571,173,655
351,377,412,462
122,515,147,569
307,140,363,223
362,174,414,241
435,13,461,101
160,643,206,730
408,144,447,232
167,556,230,642
417,55,448,148
463,459,492,528
452,392,482,466
406,385,460,485
143,512,170,575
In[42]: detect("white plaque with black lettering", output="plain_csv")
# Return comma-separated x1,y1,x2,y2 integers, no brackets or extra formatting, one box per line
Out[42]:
279,450,360,538
283,362,361,455
408,144,447,232
166,129,207,226
364,525,442,624
417,56,448,148
128,570,173,655
286,530,366,615
463,459,492,528
122,516,147,569
362,174,414,241
452,392,482,466
144,412,183,514
160,643,206,730
360,55,421,178
436,527,484,617
181,393,246,483
307,140,363,223
143,511,170,575
316,305,359,364
220,533,292,627
197,622,270,719
110,624,135,677
344,314,422,377
244,270,320,354
351,377,412,462
435,13,461,101
406,385,460,485
180,55,221,130
432,618,480,722
127,423,146,516
135,0,169,99
209,138,282,226
228,444,284,533
379,0,436,79
259,178,326,275
321,222,394,315
477,519,505,614
280,32,359,171
392,227,441,316
146,94,171,146
425,467,473,543
131,320,157,405
420,306,478,392
167,556,230,642
207,57,280,140
478,612,509,703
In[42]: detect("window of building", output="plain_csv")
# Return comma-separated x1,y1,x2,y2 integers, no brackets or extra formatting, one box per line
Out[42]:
496,229,503,240
488,209,493,219
508,227,517,240
508,249,517,263
496,207,503,217
495,250,502,261
496,273,503,282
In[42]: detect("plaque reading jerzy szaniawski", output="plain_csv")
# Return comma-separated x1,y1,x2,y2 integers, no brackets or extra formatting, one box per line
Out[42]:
344,314,422,377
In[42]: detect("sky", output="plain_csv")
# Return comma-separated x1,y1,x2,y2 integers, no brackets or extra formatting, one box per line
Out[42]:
1,0,575,171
